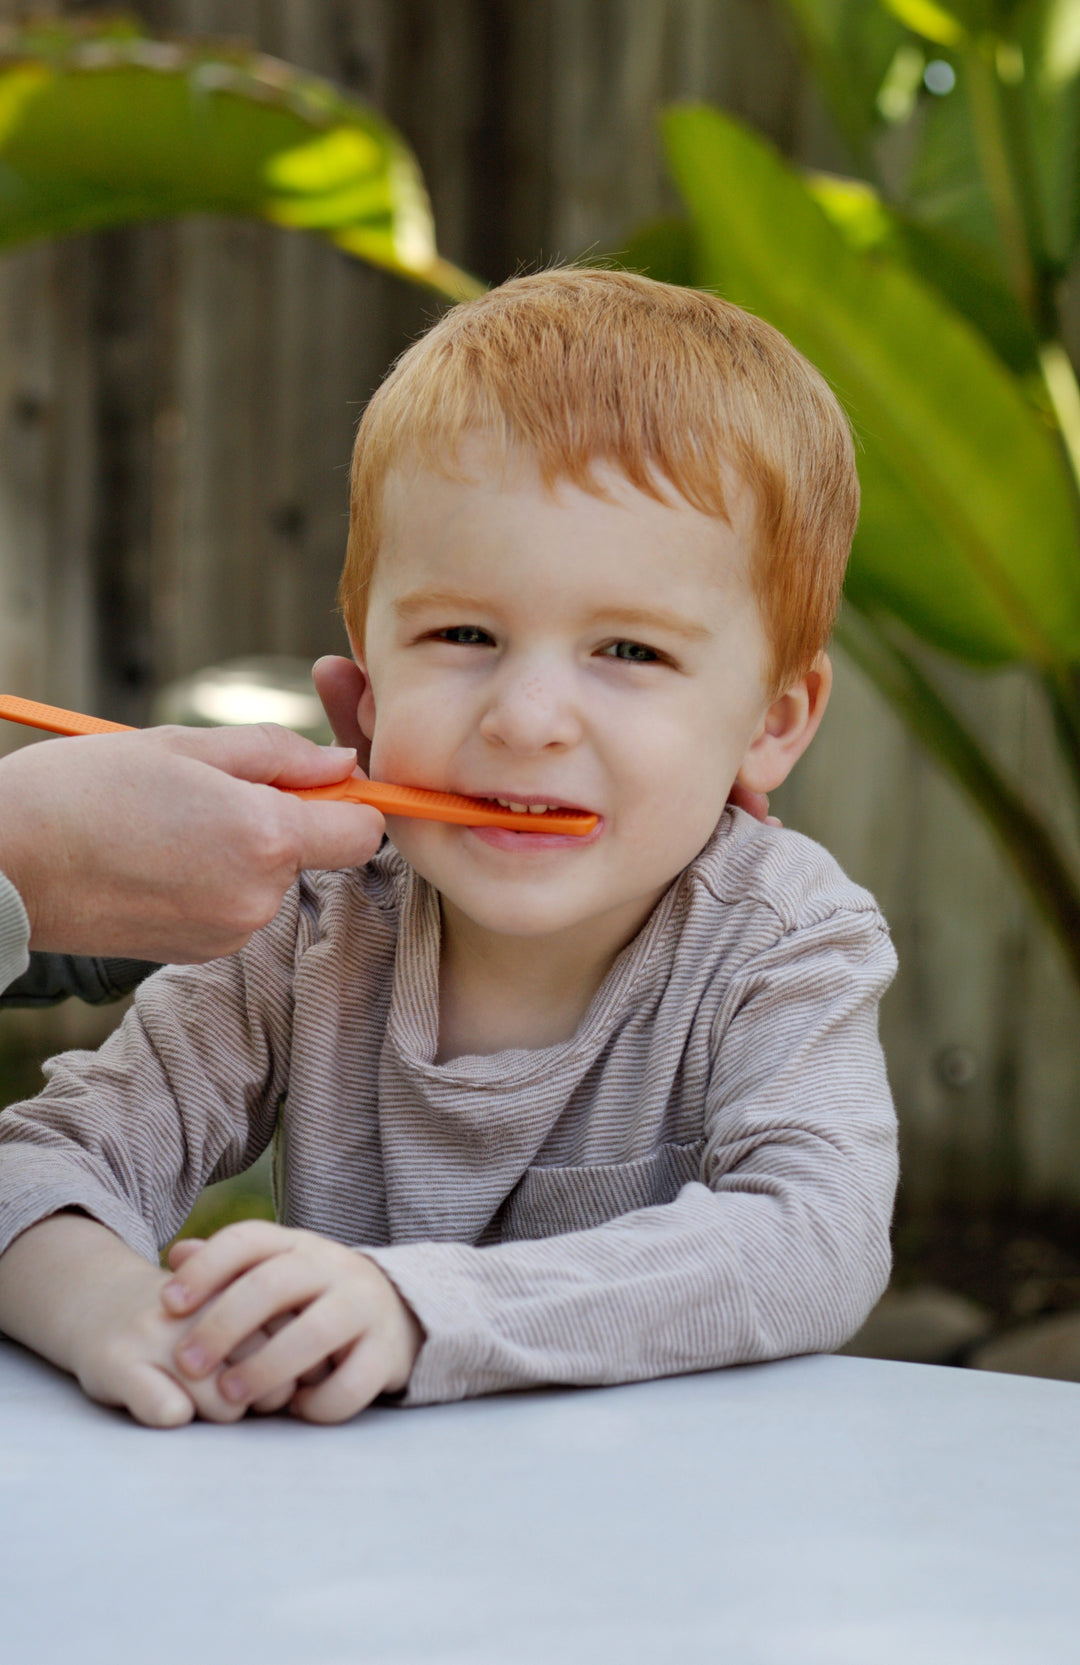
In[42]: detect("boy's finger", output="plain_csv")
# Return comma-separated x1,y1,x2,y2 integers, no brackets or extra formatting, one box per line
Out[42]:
290,1334,391,1424
162,1219,291,1312
216,1295,357,1406
311,655,369,757
174,1257,329,1378
165,1238,205,1273
124,1365,197,1429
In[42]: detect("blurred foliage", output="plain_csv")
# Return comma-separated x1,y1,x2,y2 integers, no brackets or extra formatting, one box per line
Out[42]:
0,14,481,299
627,0,1080,990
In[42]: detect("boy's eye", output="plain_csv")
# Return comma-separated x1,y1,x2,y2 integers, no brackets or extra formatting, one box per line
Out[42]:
599,639,660,663
434,624,495,646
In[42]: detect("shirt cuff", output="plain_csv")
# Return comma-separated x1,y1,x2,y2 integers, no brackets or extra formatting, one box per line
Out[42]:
0,870,30,995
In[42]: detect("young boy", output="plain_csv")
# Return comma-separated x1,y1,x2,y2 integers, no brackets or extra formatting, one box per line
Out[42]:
0,269,897,1427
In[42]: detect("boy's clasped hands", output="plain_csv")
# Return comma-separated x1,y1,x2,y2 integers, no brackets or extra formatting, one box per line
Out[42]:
82,1222,422,1426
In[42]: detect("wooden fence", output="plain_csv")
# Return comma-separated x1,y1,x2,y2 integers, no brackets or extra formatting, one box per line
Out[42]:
1,0,1078,1217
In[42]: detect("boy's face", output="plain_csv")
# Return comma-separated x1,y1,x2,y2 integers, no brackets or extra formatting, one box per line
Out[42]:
355,443,800,950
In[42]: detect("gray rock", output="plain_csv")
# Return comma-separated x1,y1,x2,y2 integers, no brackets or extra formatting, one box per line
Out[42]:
838,1285,994,1364
969,1309,1080,1381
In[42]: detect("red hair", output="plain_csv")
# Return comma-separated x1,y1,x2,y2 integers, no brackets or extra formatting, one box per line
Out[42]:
341,268,858,693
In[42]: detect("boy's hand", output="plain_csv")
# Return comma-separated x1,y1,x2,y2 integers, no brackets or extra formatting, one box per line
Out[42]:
0,1213,289,1428
162,1221,423,1423
69,1259,293,1428
313,655,372,775
727,781,781,825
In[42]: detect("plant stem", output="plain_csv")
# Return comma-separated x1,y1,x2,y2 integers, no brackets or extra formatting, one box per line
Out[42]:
963,33,1080,757
964,43,1046,322
836,607,1080,991
1039,339,1080,488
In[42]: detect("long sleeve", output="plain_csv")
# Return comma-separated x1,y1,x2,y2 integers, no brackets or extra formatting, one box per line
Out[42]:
0,887,303,1262
0,870,30,994
366,910,897,1405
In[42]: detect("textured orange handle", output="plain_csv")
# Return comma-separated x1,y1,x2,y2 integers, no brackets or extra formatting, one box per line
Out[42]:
0,695,136,737
0,695,598,836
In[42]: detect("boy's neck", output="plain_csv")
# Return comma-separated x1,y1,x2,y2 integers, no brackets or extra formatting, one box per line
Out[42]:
434,890,664,1063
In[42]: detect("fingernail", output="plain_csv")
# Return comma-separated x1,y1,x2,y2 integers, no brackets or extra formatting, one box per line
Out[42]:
162,1281,188,1311
321,746,356,760
177,1343,206,1373
220,1373,247,1402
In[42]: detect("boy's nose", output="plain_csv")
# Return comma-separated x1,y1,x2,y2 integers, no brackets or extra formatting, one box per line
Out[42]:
478,661,582,753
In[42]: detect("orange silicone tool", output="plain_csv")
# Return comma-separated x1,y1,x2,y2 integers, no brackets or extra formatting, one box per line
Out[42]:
0,695,598,836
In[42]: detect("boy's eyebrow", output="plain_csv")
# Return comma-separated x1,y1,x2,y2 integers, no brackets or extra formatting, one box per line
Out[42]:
584,606,713,643
394,590,713,643
393,587,492,621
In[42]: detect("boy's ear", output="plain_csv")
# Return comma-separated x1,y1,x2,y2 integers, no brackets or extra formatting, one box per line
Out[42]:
735,654,832,796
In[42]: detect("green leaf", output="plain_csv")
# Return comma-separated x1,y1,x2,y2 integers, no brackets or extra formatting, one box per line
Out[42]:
901,55,1002,256
0,20,481,301
807,172,1039,375
780,0,909,158
898,8,1080,278
661,102,1080,668
880,0,967,48
619,216,698,288
880,0,1029,44
1021,0,1080,268
837,603,1080,985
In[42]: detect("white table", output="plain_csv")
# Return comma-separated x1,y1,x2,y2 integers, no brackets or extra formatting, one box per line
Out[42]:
1,1338,1077,1664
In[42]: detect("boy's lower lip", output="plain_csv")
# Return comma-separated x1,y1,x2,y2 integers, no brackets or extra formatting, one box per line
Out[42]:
464,818,605,852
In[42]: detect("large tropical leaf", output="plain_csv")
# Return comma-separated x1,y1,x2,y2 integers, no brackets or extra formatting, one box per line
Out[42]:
1018,0,1080,269
781,0,909,160
880,0,1028,44
0,17,481,301
806,171,1039,376
880,0,1080,273
661,102,1080,669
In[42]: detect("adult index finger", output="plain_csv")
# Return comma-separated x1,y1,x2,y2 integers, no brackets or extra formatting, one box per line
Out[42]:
148,721,360,789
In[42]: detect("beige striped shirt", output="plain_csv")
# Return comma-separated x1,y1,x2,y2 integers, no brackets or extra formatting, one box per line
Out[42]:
0,810,897,1404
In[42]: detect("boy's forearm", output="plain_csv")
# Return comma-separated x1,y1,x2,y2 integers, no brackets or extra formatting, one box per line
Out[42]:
0,1213,158,1372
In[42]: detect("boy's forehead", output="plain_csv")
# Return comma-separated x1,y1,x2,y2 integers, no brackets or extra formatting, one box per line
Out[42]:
377,444,757,572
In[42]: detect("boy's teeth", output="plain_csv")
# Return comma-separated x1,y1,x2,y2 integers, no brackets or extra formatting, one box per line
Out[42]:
494,797,552,814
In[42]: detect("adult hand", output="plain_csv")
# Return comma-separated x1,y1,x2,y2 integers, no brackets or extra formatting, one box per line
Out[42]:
0,722,384,961
163,1219,423,1423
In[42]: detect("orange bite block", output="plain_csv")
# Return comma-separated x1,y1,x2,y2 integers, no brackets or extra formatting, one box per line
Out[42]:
0,695,599,837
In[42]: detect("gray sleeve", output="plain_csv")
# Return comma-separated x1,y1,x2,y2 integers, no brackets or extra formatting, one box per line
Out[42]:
0,890,302,1264
0,870,30,994
0,953,158,1008
367,911,898,1406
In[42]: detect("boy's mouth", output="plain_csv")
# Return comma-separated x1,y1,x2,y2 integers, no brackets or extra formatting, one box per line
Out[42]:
465,790,605,848
473,790,598,820
487,793,584,816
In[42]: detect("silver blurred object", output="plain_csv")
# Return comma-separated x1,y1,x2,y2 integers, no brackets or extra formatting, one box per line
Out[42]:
151,656,333,744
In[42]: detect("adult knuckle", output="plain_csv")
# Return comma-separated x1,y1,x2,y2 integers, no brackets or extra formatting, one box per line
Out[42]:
148,722,188,749
245,810,300,880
